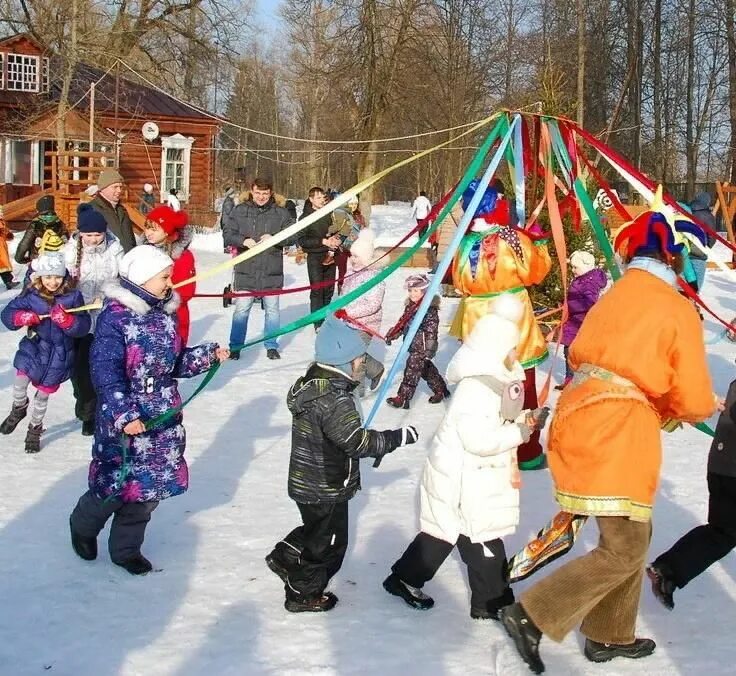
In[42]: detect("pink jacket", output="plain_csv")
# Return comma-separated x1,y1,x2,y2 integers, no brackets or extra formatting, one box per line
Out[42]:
340,265,385,335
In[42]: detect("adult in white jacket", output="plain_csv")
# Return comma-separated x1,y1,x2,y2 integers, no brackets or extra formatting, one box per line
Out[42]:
383,295,549,619
64,204,124,435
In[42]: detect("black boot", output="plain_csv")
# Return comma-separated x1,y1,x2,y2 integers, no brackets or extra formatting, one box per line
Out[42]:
284,591,338,613
114,553,153,575
81,419,95,437
24,424,43,453
266,348,281,360
471,587,515,620
265,553,289,584
500,603,545,674
584,638,656,663
647,564,676,610
382,573,434,610
69,518,97,561
0,400,28,434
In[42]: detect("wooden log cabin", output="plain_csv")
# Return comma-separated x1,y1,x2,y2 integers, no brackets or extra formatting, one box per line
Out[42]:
0,32,222,228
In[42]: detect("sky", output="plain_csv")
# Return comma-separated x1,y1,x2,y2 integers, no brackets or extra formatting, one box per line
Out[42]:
255,0,284,31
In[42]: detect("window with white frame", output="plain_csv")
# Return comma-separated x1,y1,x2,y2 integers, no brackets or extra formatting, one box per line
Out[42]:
0,53,4,89
6,54,40,92
42,57,49,92
160,134,194,202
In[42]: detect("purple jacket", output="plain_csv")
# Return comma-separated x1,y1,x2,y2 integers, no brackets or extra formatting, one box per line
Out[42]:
340,265,385,335
1,285,90,388
561,268,608,346
88,278,218,502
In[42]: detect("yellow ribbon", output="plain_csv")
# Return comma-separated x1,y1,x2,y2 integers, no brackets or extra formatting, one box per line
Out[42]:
171,113,499,289
38,302,103,318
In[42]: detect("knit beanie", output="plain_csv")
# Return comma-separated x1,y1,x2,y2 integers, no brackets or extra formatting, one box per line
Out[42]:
36,195,55,215
349,228,376,265
569,250,595,274
98,168,124,191
405,273,430,290
143,183,154,193
146,205,188,240
32,251,67,278
314,314,366,370
38,229,65,253
119,246,174,286
76,203,108,233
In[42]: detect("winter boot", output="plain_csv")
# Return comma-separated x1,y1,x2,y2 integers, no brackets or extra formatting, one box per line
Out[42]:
500,603,545,674
428,387,451,404
265,553,289,584
285,591,338,613
266,348,281,360
584,638,656,663
0,400,28,434
471,587,515,620
114,553,153,576
81,419,95,437
24,424,43,453
386,396,410,410
382,573,434,610
646,564,676,610
69,518,97,561
229,350,241,361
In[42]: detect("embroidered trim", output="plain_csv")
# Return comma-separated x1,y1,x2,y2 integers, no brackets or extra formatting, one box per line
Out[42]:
555,490,652,522
470,286,525,299
520,349,549,369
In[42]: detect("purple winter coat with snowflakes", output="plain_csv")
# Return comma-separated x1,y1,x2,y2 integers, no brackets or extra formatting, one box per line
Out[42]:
561,267,608,346
88,278,218,502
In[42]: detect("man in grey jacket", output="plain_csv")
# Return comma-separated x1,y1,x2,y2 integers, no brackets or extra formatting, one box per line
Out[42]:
222,177,296,360
89,169,137,253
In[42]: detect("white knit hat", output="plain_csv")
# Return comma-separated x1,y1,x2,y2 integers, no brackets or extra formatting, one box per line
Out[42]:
31,251,67,278
569,250,595,273
349,228,376,265
143,183,154,193
119,246,174,286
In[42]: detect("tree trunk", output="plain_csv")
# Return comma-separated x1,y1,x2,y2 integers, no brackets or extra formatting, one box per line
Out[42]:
685,0,697,199
653,0,664,181
576,0,585,126
727,0,736,182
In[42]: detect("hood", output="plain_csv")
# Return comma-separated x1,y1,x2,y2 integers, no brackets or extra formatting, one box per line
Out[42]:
446,342,525,385
690,192,712,212
235,191,287,208
576,267,608,292
151,225,193,260
102,278,181,316
287,363,356,415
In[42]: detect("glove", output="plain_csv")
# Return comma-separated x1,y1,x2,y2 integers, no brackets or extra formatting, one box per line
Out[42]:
50,305,74,330
14,310,40,327
334,308,349,321
530,407,551,430
391,426,418,447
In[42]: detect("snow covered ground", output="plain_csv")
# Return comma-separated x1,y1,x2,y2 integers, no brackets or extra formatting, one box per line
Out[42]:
0,203,734,675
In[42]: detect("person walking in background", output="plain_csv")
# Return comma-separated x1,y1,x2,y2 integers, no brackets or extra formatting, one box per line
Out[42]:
140,184,156,216
411,191,432,237
0,206,19,290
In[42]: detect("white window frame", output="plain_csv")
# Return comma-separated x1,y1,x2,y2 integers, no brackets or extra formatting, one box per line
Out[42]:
0,53,5,90
42,57,49,93
6,53,40,92
160,133,194,202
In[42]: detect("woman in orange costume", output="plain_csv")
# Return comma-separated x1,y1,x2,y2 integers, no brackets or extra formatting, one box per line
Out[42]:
500,194,717,673
451,180,551,469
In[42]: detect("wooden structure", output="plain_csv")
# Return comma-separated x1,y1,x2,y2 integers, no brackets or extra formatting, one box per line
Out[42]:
0,33,222,229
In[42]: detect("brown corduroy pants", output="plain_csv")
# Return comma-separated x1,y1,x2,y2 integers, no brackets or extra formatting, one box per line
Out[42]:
520,516,652,644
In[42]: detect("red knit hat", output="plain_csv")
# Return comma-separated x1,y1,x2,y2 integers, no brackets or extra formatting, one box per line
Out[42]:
146,206,188,240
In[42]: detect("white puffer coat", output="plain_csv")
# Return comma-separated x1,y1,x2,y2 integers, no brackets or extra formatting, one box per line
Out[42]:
64,232,124,330
419,296,529,545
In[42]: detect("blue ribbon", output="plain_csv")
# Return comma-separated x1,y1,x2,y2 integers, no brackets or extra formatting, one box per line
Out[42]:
513,117,526,225
365,114,520,426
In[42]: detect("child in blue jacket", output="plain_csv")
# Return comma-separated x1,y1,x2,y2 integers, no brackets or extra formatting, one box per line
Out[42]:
0,251,90,452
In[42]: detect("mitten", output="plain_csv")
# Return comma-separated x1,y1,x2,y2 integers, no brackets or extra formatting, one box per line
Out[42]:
14,310,40,327
530,407,551,430
50,305,74,330
387,426,418,447
517,422,532,443
334,308,349,321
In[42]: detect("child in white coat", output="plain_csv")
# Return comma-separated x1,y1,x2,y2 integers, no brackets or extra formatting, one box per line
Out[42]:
383,295,549,619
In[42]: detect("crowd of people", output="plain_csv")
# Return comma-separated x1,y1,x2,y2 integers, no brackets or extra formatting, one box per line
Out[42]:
0,174,734,671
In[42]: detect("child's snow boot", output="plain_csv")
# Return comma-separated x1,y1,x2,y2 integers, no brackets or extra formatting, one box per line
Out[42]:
81,419,95,437
646,564,676,610
386,396,410,410
500,603,545,674
583,638,656,663
114,553,153,576
69,517,97,561
0,400,28,434
428,387,451,404
24,424,43,453
382,573,434,610
284,591,338,613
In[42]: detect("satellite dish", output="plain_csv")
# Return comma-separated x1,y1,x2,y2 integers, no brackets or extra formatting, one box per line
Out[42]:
141,121,160,142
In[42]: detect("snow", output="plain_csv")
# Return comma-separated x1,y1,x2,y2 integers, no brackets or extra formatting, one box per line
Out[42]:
1,205,735,675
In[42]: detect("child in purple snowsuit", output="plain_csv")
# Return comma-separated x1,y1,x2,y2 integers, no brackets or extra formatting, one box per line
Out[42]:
558,250,608,388
0,251,90,452
69,246,229,576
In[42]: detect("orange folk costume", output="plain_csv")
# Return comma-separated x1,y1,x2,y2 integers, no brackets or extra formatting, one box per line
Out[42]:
450,181,552,468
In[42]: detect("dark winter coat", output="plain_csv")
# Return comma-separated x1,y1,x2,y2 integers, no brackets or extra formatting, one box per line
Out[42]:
89,194,137,253
690,193,717,250
299,207,354,254
221,193,296,291
89,278,218,502
386,296,441,357
1,285,90,388
286,363,401,503
561,268,608,346
708,378,736,478
14,214,70,265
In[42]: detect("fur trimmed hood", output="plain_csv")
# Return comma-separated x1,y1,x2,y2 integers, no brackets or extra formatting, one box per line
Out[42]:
235,191,287,208
102,279,181,316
